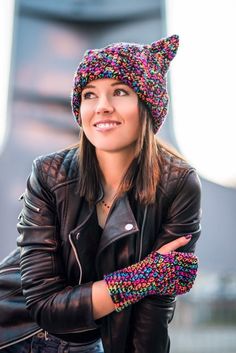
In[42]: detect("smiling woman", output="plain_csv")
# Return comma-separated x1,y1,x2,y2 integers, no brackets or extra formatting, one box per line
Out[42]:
2,34,202,353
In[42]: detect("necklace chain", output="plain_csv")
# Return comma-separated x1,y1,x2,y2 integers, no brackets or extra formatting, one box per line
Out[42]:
100,193,117,210
101,199,111,209
100,189,118,211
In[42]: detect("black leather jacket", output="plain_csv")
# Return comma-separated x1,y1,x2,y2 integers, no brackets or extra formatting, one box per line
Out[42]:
15,146,201,353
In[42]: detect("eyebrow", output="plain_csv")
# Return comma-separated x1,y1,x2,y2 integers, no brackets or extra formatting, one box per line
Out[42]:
83,81,127,89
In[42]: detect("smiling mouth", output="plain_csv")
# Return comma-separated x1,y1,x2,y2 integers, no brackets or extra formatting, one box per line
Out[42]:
94,121,121,129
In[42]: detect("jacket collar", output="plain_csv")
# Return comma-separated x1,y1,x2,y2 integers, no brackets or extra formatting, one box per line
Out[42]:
96,193,139,257
69,185,139,260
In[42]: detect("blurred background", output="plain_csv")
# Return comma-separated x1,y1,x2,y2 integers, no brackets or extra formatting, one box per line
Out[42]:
0,0,236,352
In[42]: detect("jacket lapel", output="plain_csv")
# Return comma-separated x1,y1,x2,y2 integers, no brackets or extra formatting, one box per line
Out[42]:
68,192,140,282
97,194,139,258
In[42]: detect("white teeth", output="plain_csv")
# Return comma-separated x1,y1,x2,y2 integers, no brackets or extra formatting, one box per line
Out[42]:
96,122,119,128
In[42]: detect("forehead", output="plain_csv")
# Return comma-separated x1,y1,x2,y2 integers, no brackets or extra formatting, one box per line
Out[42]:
82,78,129,90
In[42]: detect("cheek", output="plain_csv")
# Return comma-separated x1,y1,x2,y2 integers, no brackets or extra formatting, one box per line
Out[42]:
128,106,140,130
80,104,92,127
121,111,140,143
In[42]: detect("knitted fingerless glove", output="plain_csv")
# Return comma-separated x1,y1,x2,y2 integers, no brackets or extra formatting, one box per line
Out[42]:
104,251,198,312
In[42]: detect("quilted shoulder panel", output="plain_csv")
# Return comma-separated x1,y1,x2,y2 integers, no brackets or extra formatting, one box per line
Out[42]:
35,147,79,190
33,146,194,196
160,148,195,198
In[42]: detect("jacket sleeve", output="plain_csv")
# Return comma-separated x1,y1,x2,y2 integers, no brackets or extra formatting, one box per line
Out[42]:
129,169,202,353
17,158,99,335
154,168,202,252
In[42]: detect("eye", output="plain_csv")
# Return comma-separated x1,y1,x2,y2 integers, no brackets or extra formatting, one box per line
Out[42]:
114,88,129,96
82,91,96,100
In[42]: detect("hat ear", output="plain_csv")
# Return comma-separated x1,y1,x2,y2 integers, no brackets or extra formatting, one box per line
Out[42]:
150,34,179,73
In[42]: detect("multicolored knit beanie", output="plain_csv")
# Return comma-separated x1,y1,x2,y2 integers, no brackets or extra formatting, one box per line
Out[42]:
72,34,179,134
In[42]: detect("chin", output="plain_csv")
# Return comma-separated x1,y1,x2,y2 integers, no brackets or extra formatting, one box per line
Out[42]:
95,143,137,154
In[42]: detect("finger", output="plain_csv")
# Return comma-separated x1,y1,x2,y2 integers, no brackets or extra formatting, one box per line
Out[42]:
157,235,192,255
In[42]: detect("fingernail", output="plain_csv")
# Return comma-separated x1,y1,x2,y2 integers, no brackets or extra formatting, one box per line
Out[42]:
185,234,192,239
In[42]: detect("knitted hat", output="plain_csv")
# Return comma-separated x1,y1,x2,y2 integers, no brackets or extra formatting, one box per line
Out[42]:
72,34,179,134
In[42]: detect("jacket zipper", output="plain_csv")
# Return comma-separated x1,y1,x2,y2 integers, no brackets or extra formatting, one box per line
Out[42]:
69,233,82,285
18,193,24,201
138,205,148,261
0,266,20,275
67,233,99,334
18,192,40,212
24,197,40,212
67,205,96,284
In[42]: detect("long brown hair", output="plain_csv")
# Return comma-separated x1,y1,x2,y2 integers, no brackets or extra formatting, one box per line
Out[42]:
77,100,185,205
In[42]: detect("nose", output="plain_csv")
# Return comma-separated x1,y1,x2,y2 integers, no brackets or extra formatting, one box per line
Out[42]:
95,94,114,115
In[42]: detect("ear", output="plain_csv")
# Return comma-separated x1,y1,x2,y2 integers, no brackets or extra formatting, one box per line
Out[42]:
150,34,179,73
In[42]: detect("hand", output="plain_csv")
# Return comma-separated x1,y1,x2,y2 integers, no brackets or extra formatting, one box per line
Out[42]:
157,235,192,255
104,234,198,312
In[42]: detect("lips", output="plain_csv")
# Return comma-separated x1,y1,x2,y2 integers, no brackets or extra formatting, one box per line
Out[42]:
93,120,121,130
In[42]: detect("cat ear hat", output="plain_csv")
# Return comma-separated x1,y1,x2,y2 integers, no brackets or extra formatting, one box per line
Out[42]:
72,34,179,134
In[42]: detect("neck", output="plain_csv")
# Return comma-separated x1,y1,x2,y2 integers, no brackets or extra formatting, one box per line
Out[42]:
96,149,135,197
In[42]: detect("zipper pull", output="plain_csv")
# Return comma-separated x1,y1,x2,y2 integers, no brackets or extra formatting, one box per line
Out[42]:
44,331,49,341
18,193,24,201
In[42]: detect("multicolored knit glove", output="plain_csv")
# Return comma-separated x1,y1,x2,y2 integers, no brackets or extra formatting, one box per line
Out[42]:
104,251,198,312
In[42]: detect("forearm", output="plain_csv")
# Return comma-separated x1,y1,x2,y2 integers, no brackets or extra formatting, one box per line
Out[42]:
104,251,198,312
92,280,115,320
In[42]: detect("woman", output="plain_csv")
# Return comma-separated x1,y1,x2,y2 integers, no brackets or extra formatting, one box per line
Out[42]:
15,34,201,353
